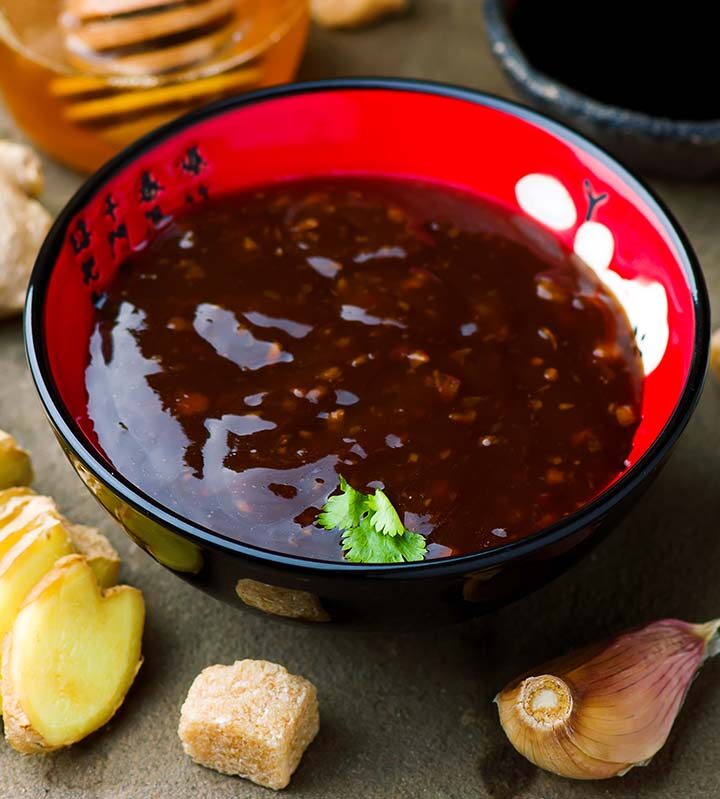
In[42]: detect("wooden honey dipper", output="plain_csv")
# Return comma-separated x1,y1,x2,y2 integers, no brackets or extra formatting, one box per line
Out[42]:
52,0,264,145
59,0,240,75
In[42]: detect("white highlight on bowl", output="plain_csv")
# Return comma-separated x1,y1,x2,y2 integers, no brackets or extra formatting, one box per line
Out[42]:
515,174,577,231
599,272,669,376
514,173,670,375
573,221,614,272
571,220,669,375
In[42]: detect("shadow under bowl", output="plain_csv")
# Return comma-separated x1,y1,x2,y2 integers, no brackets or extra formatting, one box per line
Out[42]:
484,0,720,180
24,78,709,629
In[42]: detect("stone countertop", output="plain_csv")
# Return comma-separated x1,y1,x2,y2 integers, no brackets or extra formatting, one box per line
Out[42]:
1,2,720,797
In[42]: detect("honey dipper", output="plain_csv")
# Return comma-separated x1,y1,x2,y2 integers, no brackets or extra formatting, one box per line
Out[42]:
59,0,239,75
53,0,264,146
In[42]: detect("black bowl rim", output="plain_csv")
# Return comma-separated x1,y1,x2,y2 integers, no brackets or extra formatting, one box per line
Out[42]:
24,77,710,579
483,0,720,141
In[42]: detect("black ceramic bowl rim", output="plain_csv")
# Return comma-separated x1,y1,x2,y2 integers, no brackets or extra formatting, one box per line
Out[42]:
24,78,710,579
483,0,720,143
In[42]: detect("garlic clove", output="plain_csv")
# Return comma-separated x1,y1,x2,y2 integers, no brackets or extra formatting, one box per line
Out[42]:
496,675,629,779
496,618,720,779
565,621,714,763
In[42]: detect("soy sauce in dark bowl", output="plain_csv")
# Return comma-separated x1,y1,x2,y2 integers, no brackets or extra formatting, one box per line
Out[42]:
484,0,720,178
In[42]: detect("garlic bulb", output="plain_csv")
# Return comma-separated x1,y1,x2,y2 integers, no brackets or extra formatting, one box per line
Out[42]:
495,618,720,779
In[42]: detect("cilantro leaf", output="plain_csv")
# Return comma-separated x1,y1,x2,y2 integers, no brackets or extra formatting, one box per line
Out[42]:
341,518,427,564
367,488,404,537
317,474,428,564
316,475,366,531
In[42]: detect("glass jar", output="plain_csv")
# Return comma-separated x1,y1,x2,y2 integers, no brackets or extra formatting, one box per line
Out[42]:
0,0,309,172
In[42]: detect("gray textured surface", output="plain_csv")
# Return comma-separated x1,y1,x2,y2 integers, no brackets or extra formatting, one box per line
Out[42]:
1,1,720,796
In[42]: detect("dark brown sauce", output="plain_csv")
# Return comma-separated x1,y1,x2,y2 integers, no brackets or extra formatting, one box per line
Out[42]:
86,177,643,561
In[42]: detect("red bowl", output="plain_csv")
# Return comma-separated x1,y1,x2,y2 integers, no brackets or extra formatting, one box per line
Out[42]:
24,79,709,628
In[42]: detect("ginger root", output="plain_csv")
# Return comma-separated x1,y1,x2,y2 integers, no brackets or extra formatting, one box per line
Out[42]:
311,0,408,28
0,142,52,318
2,555,145,753
711,329,720,384
0,431,33,490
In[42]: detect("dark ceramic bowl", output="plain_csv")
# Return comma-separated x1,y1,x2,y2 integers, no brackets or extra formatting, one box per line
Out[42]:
484,0,720,179
24,79,709,629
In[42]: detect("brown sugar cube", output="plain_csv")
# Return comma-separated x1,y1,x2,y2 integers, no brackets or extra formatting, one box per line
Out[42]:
178,660,319,790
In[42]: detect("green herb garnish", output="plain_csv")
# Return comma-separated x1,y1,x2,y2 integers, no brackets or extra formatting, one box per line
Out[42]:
317,476,427,564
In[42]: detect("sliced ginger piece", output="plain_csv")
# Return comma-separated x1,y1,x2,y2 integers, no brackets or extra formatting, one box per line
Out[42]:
0,487,51,522
0,517,75,647
0,510,75,714
2,554,144,753
0,431,33,490
66,522,121,588
0,487,120,588
0,489,56,559
0,502,120,716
